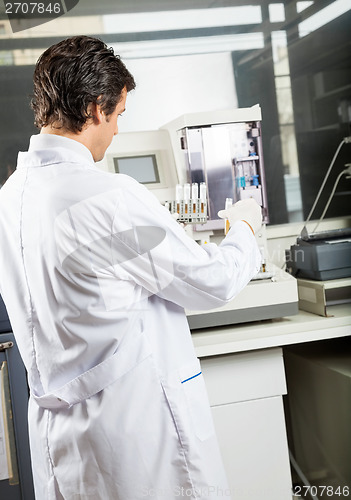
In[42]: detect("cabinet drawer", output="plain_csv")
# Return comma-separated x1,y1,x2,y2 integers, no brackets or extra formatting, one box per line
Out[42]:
201,347,286,406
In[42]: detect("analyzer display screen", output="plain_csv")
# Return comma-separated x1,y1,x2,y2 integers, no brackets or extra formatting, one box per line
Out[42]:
113,155,160,184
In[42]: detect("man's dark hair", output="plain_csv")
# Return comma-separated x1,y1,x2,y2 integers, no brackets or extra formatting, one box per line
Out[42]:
31,36,135,133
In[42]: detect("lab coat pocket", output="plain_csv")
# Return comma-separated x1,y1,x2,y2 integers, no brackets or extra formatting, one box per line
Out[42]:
179,358,215,442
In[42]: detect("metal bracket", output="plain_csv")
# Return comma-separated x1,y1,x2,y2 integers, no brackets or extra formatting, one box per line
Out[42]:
0,341,14,351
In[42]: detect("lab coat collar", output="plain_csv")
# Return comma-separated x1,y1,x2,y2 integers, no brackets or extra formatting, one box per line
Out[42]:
17,134,95,169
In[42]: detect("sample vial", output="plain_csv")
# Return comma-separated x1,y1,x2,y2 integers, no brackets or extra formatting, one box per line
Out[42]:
224,197,233,235
191,183,198,216
199,182,207,217
259,245,266,273
183,183,190,218
175,184,183,215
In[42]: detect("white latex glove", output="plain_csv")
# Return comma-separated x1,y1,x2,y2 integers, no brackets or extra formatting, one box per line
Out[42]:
170,212,180,221
218,198,262,234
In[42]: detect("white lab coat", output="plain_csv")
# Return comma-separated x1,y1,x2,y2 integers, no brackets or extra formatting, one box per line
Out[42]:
0,134,261,500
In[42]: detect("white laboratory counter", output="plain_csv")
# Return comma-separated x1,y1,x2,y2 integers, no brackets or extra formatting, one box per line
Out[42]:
192,304,351,357
190,306,351,500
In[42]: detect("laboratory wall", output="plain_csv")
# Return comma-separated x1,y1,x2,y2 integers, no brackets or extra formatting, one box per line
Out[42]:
118,52,237,133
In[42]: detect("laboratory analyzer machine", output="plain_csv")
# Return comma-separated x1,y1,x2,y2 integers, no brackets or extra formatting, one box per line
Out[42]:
162,105,269,231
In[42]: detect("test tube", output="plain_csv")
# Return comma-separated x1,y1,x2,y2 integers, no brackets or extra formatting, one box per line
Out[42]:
175,184,183,215
259,246,266,273
236,163,245,189
199,182,207,216
224,197,233,235
191,183,198,216
183,183,190,218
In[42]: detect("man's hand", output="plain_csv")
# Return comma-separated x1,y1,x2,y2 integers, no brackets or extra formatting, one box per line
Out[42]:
218,198,262,234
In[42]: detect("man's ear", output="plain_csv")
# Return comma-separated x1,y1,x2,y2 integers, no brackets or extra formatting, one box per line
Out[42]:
88,102,104,125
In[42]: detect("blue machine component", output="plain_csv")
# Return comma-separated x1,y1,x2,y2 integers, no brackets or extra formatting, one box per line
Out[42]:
252,175,259,186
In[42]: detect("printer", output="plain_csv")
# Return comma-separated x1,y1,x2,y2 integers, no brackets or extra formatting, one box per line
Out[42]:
286,227,351,281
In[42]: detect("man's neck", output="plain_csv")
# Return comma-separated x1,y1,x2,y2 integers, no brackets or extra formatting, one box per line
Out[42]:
40,124,96,160
41,124,84,142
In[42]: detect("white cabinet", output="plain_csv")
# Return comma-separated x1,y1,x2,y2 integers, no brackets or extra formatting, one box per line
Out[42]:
200,348,292,500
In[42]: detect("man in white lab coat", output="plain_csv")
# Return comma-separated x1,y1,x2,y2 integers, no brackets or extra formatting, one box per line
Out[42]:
0,36,262,499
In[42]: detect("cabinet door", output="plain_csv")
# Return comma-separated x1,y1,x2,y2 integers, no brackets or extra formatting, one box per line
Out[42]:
0,479,22,500
0,333,35,500
212,396,292,500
